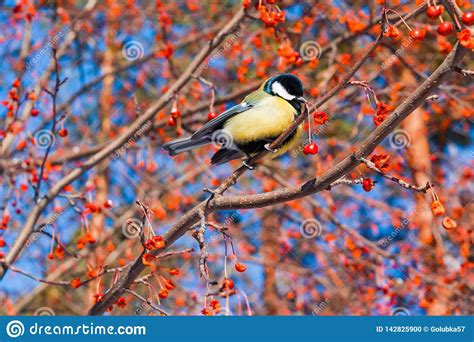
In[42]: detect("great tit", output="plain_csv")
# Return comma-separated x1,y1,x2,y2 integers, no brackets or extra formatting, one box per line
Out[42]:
163,73,305,168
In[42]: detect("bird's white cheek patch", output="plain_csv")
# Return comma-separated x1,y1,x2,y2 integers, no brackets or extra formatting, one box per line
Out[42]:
272,82,295,101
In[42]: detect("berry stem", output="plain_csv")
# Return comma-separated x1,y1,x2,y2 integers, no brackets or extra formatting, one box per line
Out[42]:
386,9,413,31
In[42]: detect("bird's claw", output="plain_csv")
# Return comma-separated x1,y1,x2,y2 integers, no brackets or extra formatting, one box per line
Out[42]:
203,188,219,196
264,143,278,153
242,160,255,170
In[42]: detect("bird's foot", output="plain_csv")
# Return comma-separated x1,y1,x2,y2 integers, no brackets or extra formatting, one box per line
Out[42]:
264,143,278,153
203,188,221,207
203,188,219,196
242,160,255,170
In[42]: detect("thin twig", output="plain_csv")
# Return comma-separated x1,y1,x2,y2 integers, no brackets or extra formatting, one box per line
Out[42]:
360,158,432,193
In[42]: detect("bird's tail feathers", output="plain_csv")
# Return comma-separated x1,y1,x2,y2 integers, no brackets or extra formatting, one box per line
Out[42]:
162,136,210,156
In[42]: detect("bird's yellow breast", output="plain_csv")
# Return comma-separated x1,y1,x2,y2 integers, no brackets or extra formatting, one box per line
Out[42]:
224,95,296,142
223,94,303,157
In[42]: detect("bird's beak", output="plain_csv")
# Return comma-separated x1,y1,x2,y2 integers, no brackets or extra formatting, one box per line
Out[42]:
296,96,306,103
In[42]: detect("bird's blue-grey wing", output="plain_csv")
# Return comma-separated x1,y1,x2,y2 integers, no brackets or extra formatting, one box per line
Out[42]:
191,102,254,139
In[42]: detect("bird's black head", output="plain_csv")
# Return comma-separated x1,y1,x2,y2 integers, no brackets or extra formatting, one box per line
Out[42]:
264,74,304,100
263,74,305,112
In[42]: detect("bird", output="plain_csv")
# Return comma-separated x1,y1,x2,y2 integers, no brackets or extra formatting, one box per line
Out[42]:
162,73,306,169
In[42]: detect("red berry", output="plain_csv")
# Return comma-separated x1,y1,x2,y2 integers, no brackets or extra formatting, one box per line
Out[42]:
426,5,443,19
31,108,39,116
385,25,401,39
462,12,474,26
201,308,213,316
164,279,175,290
222,278,234,290
169,268,180,275
207,112,218,120
234,262,247,272
58,128,68,137
274,11,285,22
313,111,329,125
171,109,180,119
303,142,318,155
103,200,113,209
362,178,374,192
409,28,426,42
437,22,453,36
158,289,169,299
167,116,176,127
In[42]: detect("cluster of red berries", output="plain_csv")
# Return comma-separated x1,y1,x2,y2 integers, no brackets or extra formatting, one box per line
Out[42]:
166,108,180,127
1,79,21,118
76,232,96,250
302,111,329,156
144,235,165,250
430,199,457,230
385,6,473,42
158,279,176,299
201,299,222,316
259,7,285,28
47,245,65,260
242,0,285,28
